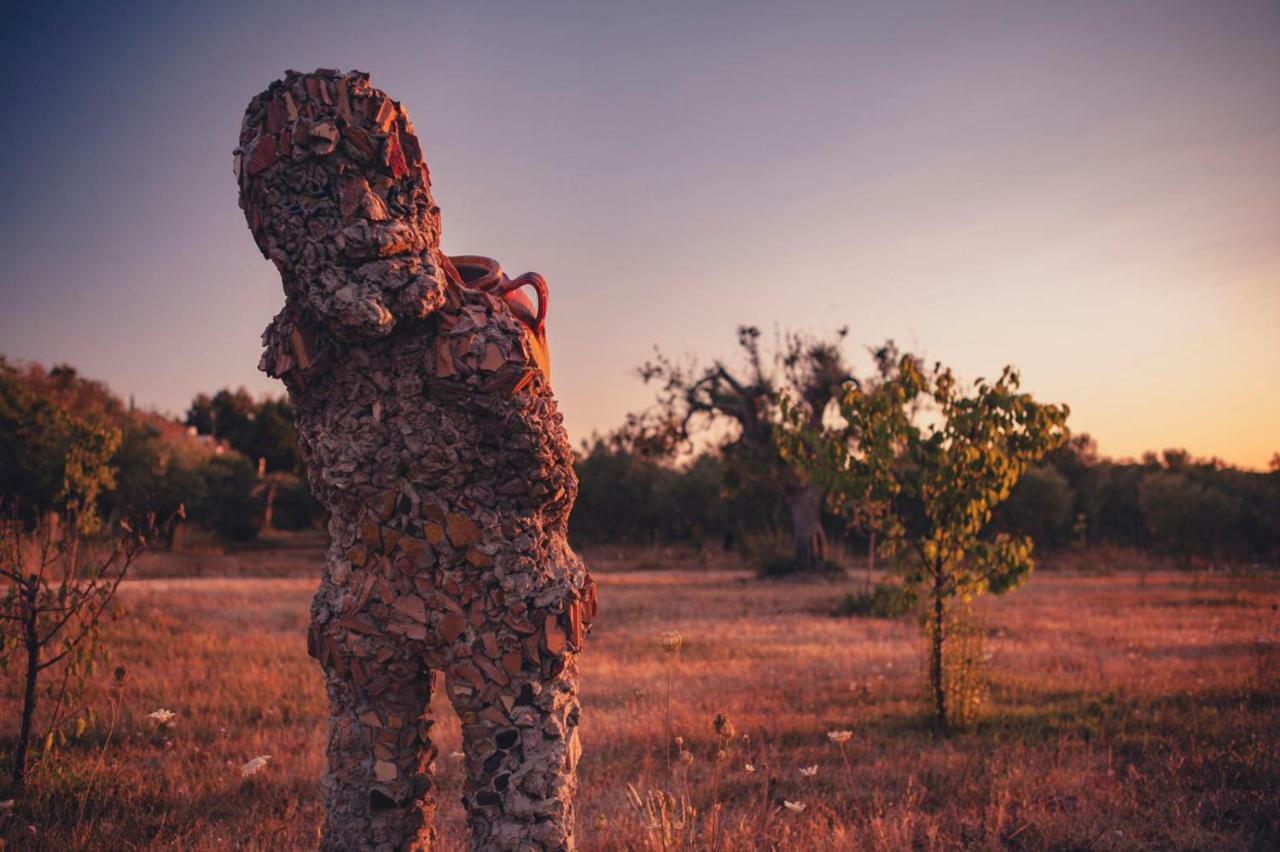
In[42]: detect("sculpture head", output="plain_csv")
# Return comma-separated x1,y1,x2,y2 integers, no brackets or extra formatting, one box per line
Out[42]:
235,69,447,340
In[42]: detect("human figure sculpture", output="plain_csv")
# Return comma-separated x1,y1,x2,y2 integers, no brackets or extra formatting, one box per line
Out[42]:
233,69,595,851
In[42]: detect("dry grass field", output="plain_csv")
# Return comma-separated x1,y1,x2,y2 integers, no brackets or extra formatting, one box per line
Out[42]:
1,544,1277,850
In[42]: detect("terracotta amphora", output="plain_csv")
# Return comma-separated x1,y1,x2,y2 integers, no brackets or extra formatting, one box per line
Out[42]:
450,254,551,381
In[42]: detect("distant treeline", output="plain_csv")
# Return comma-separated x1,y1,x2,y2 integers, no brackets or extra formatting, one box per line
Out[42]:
3,355,1277,564
0,358,321,544
570,435,1280,565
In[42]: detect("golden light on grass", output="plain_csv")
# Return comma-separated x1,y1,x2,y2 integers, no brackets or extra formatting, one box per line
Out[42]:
1,560,1274,848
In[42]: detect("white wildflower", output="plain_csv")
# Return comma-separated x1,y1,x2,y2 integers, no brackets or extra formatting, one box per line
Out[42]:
147,708,177,726
240,755,271,778
783,800,806,812
799,765,818,777
744,763,756,773
827,730,853,744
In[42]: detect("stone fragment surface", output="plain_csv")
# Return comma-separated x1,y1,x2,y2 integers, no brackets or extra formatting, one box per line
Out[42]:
235,69,595,851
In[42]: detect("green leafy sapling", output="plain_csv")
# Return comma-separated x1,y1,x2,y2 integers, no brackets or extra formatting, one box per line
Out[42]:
778,355,1069,728
0,423,174,791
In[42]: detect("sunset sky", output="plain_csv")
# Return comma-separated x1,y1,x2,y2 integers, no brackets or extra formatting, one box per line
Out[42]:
1,1,1277,469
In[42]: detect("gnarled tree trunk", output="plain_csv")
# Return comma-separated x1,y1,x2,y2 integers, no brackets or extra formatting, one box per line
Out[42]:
788,485,827,571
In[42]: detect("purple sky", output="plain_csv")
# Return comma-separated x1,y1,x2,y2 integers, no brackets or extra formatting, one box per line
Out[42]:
2,1,1277,468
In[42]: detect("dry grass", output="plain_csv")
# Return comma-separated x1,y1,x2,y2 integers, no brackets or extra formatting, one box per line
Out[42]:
1,546,1277,850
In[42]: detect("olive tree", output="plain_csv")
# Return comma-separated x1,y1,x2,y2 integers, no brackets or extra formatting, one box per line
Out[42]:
625,326,854,572
778,355,1069,728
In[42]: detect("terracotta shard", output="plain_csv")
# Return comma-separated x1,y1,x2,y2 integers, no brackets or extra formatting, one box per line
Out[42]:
290,328,311,370
567,600,584,652
454,662,486,691
246,135,278,175
327,637,346,676
434,591,464,614
336,78,351,122
423,522,446,545
266,98,283,133
340,614,379,635
360,518,381,548
392,595,428,623
373,95,396,131
439,612,467,642
480,343,505,372
522,633,541,665
401,130,423,166
502,613,537,635
399,537,429,564
435,338,456,378
446,513,481,547
478,706,509,726
543,614,567,656
474,655,510,686
341,125,376,162
384,132,409,180
374,490,396,519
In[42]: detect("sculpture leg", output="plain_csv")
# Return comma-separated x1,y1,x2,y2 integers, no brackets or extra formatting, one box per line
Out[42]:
318,655,439,851
447,653,583,851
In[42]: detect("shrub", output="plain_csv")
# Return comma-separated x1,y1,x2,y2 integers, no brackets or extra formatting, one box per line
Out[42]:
269,473,324,531
834,582,917,618
193,455,262,542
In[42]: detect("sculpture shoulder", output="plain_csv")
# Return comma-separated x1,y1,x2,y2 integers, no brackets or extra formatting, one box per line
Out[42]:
260,305,341,384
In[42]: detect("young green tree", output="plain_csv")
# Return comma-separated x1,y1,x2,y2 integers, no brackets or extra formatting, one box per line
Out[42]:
0,509,161,791
0,421,170,791
778,355,1069,728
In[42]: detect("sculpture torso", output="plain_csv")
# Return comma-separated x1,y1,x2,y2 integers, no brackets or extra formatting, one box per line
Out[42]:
265,288,590,679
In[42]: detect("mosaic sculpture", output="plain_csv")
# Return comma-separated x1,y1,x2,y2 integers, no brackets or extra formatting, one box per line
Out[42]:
234,68,595,851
